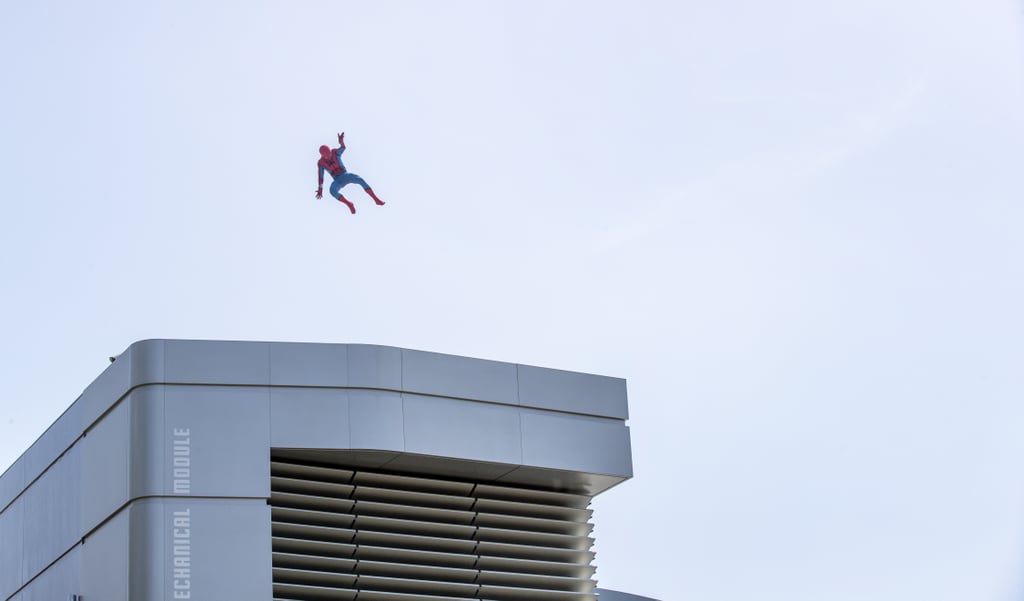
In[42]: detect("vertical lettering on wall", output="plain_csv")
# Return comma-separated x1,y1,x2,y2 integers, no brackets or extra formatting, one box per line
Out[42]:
170,428,192,599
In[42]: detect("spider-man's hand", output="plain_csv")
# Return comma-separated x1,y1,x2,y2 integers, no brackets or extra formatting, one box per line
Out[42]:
315,188,323,199
337,132,345,144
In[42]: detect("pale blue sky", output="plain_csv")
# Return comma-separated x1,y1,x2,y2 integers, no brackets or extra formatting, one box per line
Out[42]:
2,2,1023,599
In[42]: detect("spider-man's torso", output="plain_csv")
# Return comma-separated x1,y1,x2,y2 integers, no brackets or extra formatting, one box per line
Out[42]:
318,149,346,177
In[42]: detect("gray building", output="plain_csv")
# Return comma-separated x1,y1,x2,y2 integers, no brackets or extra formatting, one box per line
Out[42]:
0,339,658,601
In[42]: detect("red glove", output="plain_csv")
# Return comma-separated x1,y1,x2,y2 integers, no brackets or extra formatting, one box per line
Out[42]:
337,132,345,145
315,188,323,199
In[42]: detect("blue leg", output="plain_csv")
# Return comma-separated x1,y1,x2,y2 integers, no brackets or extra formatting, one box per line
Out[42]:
329,177,356,214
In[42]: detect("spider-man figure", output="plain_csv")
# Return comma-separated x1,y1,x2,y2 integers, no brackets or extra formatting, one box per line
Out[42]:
315,132,385,214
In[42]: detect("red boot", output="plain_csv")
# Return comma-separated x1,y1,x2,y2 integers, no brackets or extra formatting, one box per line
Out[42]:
365,188,385,206
338,195,356,214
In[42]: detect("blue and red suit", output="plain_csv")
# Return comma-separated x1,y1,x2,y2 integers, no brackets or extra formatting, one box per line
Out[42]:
316,132,384,214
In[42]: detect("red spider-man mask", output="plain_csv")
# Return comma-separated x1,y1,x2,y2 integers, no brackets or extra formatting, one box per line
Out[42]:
319,145,331,159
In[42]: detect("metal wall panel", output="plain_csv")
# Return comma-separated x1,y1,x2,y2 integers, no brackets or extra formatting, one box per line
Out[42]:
270,387,350,448
128,338,165,385
19,545,79,601
129,386,165,500
20,399,83,484
130,498,272,601
402,349,520,405
81,508,129,601
128,499,164,601
0,496,23,599
80,399,129,533
2,339,634,513
169,499,272,600
2,338,638,601
349,390,405,451
0,455,24,512
270,341,349,387
402,394,523,465
347,345,402,389
21,447,80,582
160,385,270,498
76,348,131,435
518,365,628,419
163,340,270,385
520,410,633,478
129,384,272,500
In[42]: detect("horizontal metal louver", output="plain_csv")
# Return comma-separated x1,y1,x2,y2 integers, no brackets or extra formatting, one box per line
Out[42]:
271,458,598,601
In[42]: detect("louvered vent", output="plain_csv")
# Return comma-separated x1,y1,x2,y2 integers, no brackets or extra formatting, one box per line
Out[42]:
270,458,599,601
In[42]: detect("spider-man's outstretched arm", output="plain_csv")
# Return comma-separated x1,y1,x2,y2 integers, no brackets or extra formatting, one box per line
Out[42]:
315,164,325,199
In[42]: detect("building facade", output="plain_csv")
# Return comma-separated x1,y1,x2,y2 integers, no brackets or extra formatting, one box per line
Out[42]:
0,339,658,600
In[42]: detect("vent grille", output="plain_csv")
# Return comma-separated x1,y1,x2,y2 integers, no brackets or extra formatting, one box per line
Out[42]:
271,459,598,601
